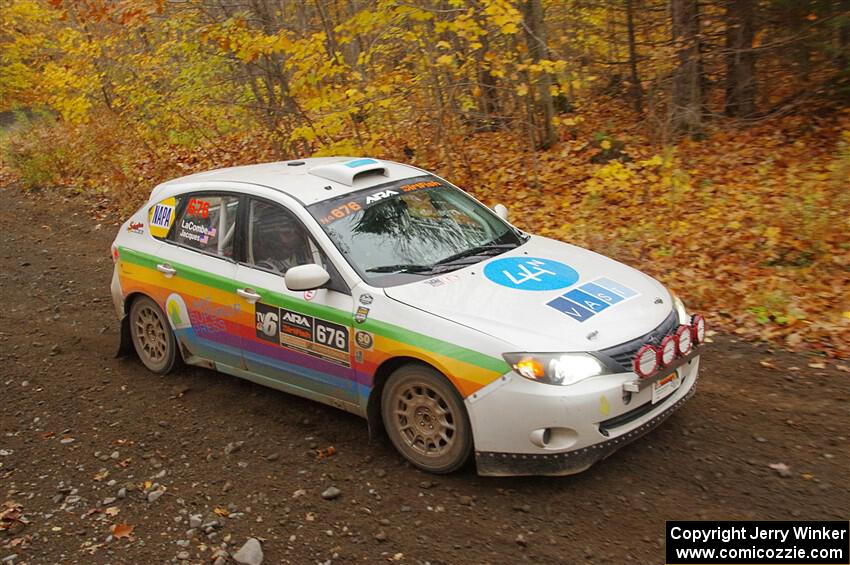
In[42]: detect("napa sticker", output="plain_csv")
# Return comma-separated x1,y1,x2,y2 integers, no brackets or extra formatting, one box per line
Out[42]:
546,277,639,322
148,197,176,239
483,257,579,291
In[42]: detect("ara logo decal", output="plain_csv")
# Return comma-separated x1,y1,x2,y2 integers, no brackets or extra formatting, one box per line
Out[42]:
127,221,144,234
546,278,640,323
483,257,579,291
365,190,398,204
280,309,311,328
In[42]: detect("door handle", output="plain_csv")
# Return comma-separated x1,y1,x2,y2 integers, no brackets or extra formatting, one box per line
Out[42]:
236,287,262,303
156,263,177,277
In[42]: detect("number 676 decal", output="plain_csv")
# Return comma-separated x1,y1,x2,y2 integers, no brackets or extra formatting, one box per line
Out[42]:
255,303,351,366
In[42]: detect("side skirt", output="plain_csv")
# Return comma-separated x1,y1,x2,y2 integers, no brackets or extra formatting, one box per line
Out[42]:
213,362,366,419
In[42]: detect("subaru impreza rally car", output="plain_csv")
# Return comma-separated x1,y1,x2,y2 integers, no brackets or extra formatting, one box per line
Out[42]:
111,157,705,476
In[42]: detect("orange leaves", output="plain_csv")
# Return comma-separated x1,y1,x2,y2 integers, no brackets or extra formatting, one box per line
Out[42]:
0,501,27,533
110,523,134,539
433,98,849,358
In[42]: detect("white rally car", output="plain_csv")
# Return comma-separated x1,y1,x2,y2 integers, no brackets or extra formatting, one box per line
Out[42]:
111,157,704,476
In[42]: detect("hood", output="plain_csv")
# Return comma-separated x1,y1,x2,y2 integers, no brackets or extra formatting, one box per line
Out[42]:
384,235,673,352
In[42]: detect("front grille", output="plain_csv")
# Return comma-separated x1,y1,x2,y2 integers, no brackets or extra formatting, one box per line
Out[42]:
598,309,679,371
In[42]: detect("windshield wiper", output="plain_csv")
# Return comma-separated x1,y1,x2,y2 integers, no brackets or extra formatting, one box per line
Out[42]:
366,264,434,274
432,243,518,267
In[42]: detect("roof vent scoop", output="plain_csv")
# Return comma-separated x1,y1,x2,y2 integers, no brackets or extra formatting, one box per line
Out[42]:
310,158,388,187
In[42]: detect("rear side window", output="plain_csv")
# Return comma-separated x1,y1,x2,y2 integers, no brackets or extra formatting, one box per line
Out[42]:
168,194,239,258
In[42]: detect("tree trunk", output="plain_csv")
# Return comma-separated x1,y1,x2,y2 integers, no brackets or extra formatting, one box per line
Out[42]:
670,0,703,136
523,0,558,150
475,34,500,131
724,0,757,117
626,0,644,113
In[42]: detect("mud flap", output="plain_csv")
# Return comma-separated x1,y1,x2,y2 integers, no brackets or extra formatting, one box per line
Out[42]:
115,315,134,358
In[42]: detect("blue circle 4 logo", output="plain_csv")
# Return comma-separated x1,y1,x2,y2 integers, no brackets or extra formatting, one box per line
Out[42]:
483,257,579,291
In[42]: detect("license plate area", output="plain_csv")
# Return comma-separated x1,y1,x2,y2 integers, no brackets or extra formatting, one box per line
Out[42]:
651,370,680,404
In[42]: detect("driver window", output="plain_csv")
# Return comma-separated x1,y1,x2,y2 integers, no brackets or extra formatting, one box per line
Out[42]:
249,200,315,274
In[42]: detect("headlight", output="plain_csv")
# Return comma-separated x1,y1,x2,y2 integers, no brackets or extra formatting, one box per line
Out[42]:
502,352,610,386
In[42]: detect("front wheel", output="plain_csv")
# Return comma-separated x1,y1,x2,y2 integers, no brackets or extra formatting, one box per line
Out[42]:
381,364,472,474
129,296,179,374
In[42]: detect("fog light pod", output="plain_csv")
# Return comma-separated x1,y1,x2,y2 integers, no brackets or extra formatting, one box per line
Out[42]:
691,314,706,344
659,335,677,365
675,324,693,355
633,344,659,378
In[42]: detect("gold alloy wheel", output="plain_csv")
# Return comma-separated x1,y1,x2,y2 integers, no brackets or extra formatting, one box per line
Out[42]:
135,304,168,363
394,383,456,457
382,365,472,473
129,296,178,374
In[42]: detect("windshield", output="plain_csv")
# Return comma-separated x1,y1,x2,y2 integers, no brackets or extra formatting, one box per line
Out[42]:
307,175,526,286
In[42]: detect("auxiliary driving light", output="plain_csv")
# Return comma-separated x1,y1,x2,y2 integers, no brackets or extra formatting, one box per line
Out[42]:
659,335,677,365
691,314,706,344
633,344,659,378
675,324,693,355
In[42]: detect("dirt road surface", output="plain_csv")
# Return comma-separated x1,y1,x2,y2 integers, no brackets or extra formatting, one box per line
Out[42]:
1,185,848,565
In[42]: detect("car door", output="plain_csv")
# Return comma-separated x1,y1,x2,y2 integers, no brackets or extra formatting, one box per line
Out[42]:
150,192,243,369
234,197,359,409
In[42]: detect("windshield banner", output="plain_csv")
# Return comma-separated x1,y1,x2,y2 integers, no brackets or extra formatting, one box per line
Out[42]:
309,175,443,226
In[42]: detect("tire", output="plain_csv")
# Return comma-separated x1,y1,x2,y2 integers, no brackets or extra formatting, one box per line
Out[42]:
381,364,472,474
129,296,179,374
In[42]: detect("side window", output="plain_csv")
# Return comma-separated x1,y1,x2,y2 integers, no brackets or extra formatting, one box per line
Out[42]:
248,200,318,274
169,194,239,258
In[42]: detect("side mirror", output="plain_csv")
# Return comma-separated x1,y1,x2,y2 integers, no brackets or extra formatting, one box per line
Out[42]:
284,264,330,291
493,203,509,221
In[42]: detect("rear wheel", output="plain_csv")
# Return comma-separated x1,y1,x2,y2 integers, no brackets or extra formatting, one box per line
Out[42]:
129,296,178,374
381,364,472,473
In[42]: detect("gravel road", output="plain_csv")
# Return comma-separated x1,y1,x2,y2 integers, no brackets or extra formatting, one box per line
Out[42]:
1,186,847,564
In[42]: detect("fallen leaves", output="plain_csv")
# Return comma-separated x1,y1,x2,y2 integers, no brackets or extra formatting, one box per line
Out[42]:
0,501,28,533
213,507,230,517
110,522,134,539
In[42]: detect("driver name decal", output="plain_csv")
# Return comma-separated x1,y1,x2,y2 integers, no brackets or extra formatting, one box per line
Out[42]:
546,278,640,322
483,257,579,291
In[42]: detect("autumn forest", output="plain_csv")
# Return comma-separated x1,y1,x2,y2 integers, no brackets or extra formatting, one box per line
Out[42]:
1,0,848,357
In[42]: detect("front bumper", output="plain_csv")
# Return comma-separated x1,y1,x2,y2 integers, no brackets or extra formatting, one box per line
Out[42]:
467,353,700,476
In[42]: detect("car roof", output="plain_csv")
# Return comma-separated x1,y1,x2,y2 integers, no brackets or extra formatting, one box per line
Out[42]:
153,157,428,206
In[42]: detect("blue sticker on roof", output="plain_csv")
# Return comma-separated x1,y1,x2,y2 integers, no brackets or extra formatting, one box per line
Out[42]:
546,278,640,322
483,257,579,291
344,158,378,168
